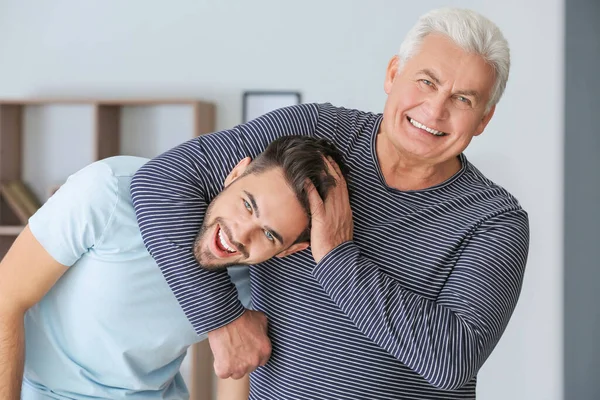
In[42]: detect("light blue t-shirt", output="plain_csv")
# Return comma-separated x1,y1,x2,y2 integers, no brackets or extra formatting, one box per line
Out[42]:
22,156,251,400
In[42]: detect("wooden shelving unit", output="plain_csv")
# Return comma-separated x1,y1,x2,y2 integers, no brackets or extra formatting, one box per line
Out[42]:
0,98,216,400
0,225,25,235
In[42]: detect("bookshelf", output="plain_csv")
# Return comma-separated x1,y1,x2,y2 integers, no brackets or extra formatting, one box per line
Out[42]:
0,98,216,400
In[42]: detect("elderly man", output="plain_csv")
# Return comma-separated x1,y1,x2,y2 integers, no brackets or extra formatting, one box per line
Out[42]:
130,7,528,400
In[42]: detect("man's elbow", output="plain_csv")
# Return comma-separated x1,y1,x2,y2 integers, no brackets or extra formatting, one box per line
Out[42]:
429,374,474,391
421,361,478,391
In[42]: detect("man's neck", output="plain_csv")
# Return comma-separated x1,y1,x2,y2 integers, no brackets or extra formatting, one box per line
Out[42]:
375,134,462,191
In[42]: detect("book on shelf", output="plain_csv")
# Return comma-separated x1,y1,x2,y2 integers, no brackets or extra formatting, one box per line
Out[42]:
0,181,41,225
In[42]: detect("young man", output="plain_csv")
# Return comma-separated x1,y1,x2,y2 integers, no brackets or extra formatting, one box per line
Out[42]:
130,8,529,400
0,136,344,399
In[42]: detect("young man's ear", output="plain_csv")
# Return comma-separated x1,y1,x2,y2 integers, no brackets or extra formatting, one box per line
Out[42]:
224,157,252,187
275,242,309,258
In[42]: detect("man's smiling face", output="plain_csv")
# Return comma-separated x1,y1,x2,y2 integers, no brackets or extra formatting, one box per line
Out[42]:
380,33,497,165
193,163,309,270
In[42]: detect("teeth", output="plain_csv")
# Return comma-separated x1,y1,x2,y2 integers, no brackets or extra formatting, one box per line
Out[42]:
409,118,446,136
218,228,235,253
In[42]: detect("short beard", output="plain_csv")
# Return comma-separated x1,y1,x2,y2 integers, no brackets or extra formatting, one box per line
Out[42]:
193,197,250,271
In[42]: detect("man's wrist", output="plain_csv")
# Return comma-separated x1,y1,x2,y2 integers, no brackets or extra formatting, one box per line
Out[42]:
207,307,247,336
313,241,356,270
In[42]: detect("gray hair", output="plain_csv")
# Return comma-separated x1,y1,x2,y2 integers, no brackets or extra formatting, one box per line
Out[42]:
398,8,510,113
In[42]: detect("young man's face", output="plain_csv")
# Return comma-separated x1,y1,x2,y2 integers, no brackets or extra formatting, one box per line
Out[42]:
193,158,310,270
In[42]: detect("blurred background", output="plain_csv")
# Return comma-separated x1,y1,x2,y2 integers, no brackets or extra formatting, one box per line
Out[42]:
0,0,597,399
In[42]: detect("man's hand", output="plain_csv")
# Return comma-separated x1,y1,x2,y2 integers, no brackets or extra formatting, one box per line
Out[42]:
306,157,354,263
207,309,271,379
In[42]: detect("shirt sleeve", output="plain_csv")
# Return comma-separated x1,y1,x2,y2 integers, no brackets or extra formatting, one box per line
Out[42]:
130,103,320,335
312,209,530,391
28,161,120,267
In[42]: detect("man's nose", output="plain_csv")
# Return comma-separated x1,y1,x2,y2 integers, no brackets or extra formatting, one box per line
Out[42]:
424,93,450,121
234,217,255,247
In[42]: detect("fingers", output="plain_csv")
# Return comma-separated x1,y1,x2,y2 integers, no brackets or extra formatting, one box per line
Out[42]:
258,341,272,366
210,309,272,381
325,156,343,178
214,361,231,380
305,179,324,215
231,368,250,380
213,347,270,380
323,156,346,189
323,156,338,178
252,311,272,366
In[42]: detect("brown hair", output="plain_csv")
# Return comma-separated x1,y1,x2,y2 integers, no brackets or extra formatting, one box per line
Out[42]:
244,135,348,243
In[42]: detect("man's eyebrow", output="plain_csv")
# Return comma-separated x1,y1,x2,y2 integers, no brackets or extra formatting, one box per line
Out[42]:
264,225,284,244
244,190,284,244
418,68,442,85
244,190,260,218
417,68,481,100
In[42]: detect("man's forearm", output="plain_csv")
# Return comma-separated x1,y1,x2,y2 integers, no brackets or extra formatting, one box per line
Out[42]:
0,311,25,399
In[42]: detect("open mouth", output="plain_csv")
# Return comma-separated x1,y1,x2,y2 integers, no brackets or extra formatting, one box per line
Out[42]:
211,224,239,258
407,116,448,137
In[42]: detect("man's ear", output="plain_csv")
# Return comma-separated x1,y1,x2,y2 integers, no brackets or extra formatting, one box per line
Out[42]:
384,55,400,94
275,242,309,258
475,105,496,137
224,157,252,187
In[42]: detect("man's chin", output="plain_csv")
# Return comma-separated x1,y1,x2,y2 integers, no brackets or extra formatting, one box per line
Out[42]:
201,261,248,271
200,261,229,271
197,250,247,271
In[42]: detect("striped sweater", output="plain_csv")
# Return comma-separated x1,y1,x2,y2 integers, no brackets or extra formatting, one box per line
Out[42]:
130,103,529,399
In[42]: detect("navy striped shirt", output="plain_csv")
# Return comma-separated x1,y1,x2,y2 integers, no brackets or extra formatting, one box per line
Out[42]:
130,103,529,399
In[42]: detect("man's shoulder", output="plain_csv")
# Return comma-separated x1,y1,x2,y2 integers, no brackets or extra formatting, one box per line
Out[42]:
92,155,150,179
68,156,149,194
54,155,149,214
71,157,151,247
53,156,146,199
459,157,527,216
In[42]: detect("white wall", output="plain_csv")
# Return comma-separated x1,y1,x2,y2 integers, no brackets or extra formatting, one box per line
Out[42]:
0,0,565,399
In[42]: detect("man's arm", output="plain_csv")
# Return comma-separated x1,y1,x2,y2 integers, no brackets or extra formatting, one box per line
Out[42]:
314,219,528,390
307,171,529,390
0,226,69,399
0,160,126,396
130,104,320,377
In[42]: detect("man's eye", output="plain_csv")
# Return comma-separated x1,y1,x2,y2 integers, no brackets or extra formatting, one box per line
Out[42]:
243,199,252,213
421,79,433,86
264,230,275,242
454,96,473,108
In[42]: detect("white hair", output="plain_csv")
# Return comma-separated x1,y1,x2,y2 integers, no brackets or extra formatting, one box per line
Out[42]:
398,8,510,113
